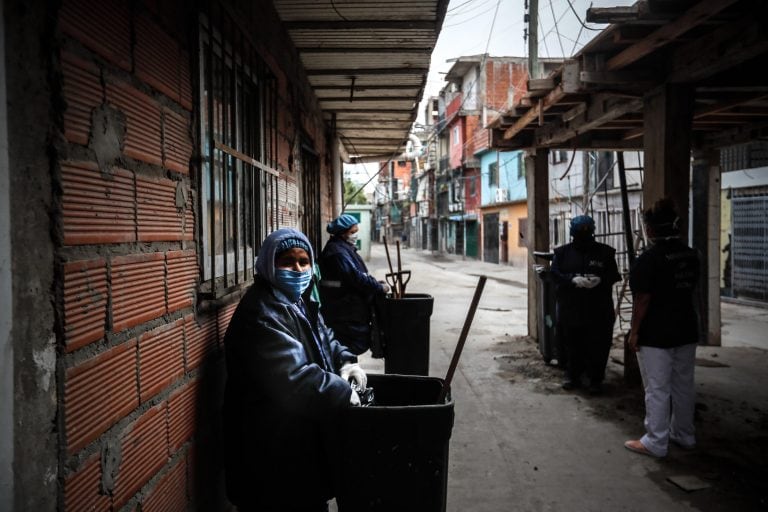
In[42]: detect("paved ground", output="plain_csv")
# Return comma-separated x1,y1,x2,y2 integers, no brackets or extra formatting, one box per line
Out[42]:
337,242,768,512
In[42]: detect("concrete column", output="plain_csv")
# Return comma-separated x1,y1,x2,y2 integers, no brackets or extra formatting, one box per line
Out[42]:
692,149,722,346
642,84,694,233
332,137,343,217
0,2,14,508
4,1,59,509
525,148,550,340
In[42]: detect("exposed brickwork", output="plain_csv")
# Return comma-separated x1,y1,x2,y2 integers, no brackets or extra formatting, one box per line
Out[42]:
63,258,108,352
184,314,217,371
59,0,132,71
141,456,188,512
106,80,164,167
135,12,186,105
112,403,170,509
217,302,238,345
60,52,102,145
166,250,198,312
64,451,111,512
139,319,185,403
61,161,136,245
162,108,193,174
64,340,139,454
168,379,199,452
111,252,167,332
52,1,335,510
179,50,193,110
136,174,193,241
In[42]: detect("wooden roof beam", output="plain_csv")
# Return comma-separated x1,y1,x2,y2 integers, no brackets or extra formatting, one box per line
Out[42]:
669,15,768,83
503,84,566,139
534,95,643,146
606,0,740,71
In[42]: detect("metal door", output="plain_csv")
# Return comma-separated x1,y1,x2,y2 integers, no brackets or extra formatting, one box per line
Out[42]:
483,213,500,263
466,221,478,258
732,193,768,302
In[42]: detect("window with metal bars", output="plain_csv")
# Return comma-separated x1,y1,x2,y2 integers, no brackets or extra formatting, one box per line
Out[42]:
198,5,279,298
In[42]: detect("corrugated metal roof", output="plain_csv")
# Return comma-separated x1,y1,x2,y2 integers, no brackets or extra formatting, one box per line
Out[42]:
273,0,449,160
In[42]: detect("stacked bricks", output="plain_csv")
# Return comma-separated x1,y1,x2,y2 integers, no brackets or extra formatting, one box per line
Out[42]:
57,1,215,510
55,0,333,509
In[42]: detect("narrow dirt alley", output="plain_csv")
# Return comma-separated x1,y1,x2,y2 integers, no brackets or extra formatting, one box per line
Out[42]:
356,243,768,512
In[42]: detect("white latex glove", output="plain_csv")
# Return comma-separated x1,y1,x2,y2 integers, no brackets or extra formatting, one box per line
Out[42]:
340,362,367,389
350,388,361,406
583,274,601,289
572,276,589,288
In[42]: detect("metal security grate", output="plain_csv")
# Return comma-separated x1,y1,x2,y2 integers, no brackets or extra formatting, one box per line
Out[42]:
198,2,279,297
732,194,768,302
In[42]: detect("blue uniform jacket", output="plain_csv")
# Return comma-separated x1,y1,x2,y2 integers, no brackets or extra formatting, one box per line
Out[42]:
318,236,384,353
223,229,357,508
551,240,621,326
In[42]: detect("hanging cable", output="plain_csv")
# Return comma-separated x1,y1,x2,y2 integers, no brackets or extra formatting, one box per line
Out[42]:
565,0,602,31
548,0,567,57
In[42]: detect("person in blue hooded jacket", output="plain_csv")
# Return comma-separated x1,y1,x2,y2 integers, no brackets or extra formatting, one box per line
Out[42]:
551,215,621,394
318,214,389,355
223,228,367,512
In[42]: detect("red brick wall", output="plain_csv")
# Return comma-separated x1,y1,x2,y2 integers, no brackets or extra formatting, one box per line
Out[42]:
484,60,529,112
55,0,332,510
464,168,481,215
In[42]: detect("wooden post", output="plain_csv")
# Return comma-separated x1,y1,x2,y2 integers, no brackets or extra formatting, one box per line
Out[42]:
642,84,694,234
525,148,550,341
692,149,722,346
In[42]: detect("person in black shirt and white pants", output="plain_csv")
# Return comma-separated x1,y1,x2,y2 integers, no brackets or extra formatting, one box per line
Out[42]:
625,199,701,458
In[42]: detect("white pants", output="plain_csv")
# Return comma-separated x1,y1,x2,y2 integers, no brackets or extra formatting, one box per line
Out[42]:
636,343,697,456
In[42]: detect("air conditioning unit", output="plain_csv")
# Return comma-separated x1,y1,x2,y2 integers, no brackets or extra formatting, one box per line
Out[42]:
495,188,509,203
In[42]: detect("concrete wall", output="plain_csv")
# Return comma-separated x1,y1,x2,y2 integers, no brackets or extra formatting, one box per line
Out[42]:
0,2,14,510
4,0,335,510
4,1,59,509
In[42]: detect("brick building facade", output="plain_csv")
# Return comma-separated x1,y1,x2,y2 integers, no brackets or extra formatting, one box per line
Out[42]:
2,1,338,510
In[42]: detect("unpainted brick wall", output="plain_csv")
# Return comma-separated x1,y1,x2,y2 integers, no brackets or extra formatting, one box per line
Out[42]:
54,0,330,510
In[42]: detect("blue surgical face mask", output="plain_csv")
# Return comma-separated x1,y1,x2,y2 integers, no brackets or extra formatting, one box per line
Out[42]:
274,268,313,302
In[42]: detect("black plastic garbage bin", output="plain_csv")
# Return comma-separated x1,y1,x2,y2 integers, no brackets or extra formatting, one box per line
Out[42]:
382,293,433,375
533,252,561,365
335,373,454,512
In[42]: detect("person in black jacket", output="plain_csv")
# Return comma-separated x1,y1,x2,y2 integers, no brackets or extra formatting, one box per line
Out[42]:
624,199,700,458
551,215,621,394
318,214,388,355
223,228,367,512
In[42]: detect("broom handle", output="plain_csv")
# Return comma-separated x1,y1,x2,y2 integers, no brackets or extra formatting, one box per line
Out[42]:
383,236,398,298
438,275,487,402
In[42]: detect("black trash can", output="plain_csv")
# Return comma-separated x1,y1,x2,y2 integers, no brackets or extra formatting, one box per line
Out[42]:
382,293,433,375
335,373,454,512
533,252,561,365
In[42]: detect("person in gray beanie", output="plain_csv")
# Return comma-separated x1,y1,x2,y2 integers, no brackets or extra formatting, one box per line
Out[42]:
318,214,389,355
223,228,367,512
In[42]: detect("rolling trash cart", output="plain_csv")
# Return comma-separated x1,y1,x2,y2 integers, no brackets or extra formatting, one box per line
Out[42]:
533,251,563,366
335,373,454,512
382,293,434,375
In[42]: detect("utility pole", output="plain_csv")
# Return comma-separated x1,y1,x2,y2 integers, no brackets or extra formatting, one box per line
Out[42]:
528,0,539,79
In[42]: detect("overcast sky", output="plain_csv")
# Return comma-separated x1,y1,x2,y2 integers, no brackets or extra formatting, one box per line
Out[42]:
346,0,635,187
420,0,636,121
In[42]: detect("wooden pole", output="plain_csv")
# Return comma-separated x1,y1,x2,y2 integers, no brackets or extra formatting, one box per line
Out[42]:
438,276,487,403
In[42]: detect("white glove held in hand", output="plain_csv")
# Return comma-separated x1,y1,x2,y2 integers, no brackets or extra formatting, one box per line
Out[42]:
583,274,601,288
572,276,590,288
350,388,361,406
341,362,367,389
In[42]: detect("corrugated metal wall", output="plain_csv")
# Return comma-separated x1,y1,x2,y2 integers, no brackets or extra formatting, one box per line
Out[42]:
731,190,768,302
